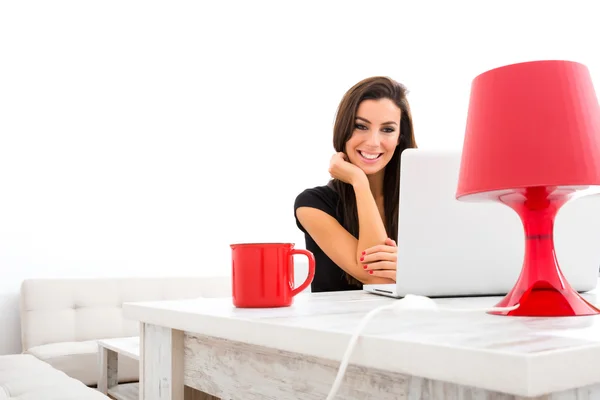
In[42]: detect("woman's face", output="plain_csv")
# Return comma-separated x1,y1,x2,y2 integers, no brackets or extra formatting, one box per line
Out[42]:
344,98,401,176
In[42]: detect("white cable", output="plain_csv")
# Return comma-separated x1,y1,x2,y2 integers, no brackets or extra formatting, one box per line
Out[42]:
325,295,520,400
325,302,395,400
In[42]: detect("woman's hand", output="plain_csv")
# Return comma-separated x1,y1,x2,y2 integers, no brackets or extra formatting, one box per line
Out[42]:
361,238,397,281
329,152,366,186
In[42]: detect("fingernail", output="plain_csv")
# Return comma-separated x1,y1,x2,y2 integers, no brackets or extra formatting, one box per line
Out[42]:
368,271,373,274
362,251,365,255
360,256,364,261
363,265,367,269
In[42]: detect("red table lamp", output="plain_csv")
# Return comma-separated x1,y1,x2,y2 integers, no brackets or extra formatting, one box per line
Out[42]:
456,60,600,317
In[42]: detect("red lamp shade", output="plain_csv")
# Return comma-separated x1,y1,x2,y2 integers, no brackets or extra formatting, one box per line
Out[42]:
456,60,600,317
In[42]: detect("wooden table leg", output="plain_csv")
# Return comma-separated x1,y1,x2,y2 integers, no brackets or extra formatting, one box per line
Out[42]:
98,345,118,394
141,324,184,400
140,324,220,400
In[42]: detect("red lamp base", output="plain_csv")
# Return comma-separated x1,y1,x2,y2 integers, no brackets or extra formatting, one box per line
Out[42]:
491,281,599,316
488,186,600,317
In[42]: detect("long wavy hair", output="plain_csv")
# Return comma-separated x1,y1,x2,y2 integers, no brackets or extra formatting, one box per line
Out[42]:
330,76,417,286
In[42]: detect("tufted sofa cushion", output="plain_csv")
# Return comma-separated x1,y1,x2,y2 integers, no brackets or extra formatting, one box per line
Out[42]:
0,354,109,399
19,276,231,385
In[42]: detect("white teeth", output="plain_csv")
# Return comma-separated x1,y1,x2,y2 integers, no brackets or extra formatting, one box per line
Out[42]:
359,151,381,160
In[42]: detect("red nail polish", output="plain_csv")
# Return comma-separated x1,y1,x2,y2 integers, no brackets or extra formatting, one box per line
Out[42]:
369,271,373,274
362,251,365,255
360,256,364,261
363,265,367,269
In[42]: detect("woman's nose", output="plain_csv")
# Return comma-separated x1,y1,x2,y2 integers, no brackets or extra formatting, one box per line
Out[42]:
365,130,381,146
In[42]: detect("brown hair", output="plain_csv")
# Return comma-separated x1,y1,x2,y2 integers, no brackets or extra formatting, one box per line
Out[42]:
330,76,417,286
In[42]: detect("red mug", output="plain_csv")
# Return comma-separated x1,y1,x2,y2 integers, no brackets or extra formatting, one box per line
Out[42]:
230,242,316,308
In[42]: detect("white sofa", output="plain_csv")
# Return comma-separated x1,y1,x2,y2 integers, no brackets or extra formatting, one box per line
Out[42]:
0,354,109,399
19,276,231,386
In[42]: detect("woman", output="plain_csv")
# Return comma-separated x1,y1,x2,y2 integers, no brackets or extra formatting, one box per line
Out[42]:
294,76,418,292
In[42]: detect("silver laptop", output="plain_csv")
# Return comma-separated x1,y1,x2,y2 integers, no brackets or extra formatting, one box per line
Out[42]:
364,148,600,298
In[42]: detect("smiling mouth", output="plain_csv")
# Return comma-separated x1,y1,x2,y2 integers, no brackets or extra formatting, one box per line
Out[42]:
358,150,383,161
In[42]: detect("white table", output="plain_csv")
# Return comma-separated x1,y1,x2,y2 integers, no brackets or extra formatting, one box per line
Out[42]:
97,337,140,400
123,289,600,399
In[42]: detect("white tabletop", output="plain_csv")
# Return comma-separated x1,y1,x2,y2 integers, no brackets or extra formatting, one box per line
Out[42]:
123,287,600,397
97,336,140,361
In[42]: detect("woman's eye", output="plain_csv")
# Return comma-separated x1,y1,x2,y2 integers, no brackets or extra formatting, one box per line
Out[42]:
382,127,395,133
354,124,367,130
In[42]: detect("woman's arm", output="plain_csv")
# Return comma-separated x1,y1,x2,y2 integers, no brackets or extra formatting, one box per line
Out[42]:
296,206,392,285
352,175,389,267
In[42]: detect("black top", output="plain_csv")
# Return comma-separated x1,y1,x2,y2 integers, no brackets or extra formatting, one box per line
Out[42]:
294,184,362,293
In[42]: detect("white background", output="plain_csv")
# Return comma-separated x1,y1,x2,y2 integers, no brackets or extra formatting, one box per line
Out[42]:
1,0,599,354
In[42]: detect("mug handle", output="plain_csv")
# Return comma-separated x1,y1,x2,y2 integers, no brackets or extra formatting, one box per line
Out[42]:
290,248,316,296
